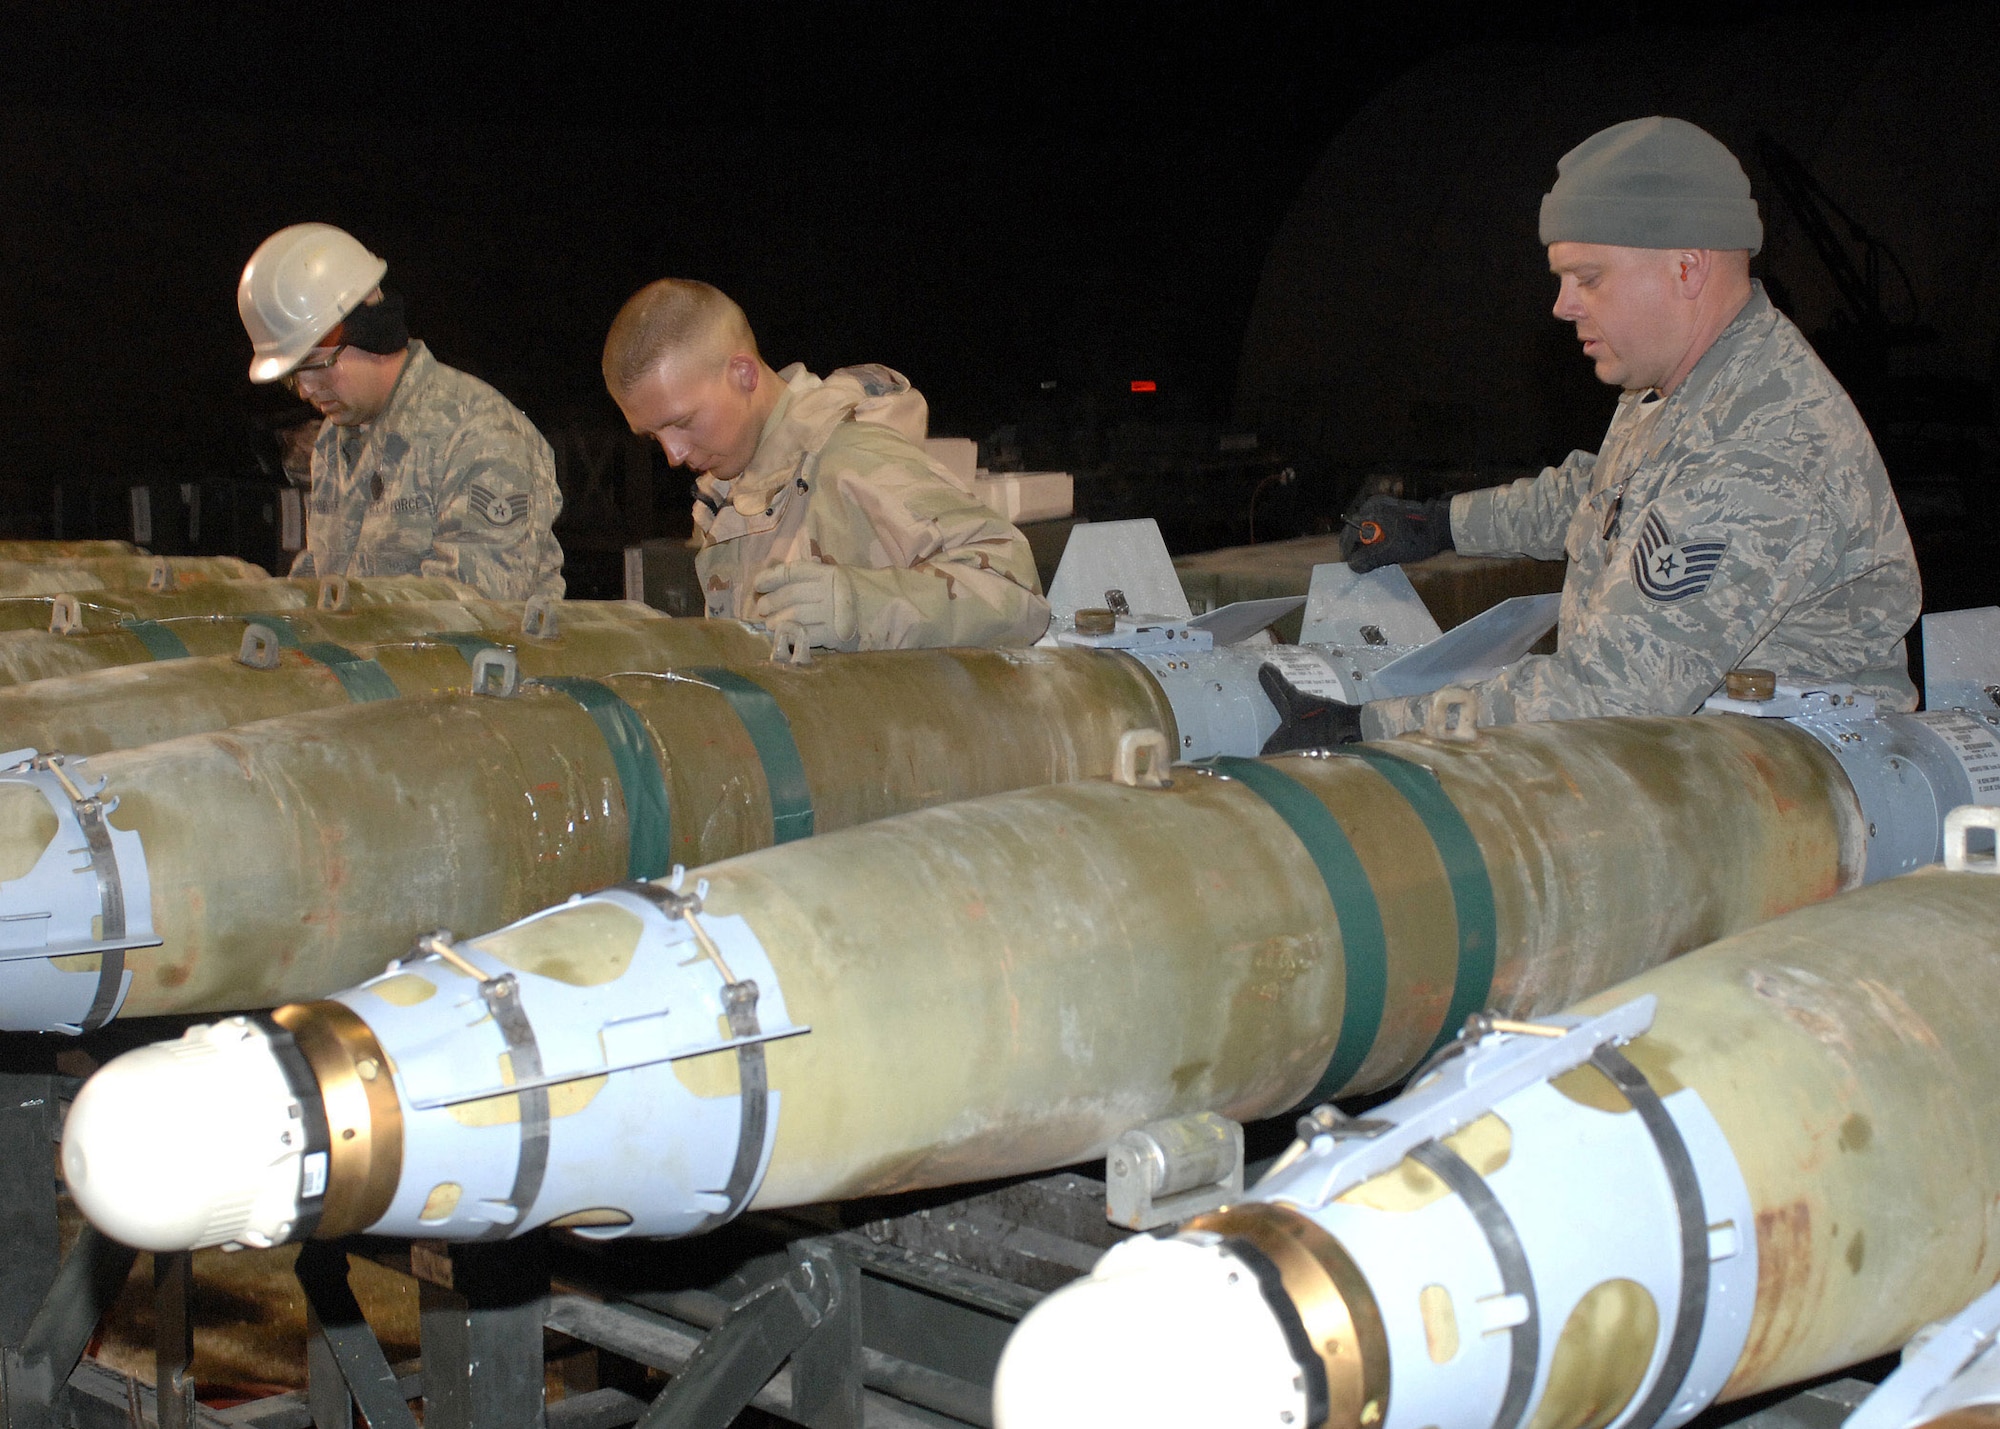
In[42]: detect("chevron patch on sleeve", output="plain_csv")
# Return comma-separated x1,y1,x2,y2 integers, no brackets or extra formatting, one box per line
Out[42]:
470,483,532,528
1632,509,1728,603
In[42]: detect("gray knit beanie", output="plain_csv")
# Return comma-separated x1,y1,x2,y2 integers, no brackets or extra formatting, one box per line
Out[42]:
1539,117,1763,254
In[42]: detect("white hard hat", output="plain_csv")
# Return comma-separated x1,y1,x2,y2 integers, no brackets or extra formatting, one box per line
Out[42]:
238,223,388,383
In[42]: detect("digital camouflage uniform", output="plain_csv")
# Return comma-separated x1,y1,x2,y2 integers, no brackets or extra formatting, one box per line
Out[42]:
693,364,1049,648
296,341,566,600
1362,284,1920,738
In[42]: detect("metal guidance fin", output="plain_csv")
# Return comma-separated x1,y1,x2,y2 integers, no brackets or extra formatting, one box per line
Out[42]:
1297,562,1440,649
1187,596,1307,646
1922,607,2000,714
1044,519,1191,625
1364,593,1559,700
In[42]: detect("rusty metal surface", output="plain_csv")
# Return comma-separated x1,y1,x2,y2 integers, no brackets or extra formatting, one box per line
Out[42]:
0,577,478,634
0,603,483,689
0,597,673,690
1569,869,2000,1399
0,556,268,596
1338,715,1866,1054
0,540,139,561
658,715,1859,1210
0,613,768,754
35,645,1171,1018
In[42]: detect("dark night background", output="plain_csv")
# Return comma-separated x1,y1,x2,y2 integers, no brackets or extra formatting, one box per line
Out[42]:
1,1,1993,609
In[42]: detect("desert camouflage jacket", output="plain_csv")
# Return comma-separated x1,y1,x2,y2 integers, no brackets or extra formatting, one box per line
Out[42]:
1363,285,1920,737
692,364,1049,649
294,341,566,600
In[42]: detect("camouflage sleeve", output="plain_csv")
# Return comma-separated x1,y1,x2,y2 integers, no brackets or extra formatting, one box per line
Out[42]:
1362,460,1837,737
820,428,1051,649
420,418,566,601
1452,448,1599,560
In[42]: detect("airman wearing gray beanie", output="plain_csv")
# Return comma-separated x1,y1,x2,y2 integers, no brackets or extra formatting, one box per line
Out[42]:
1333,114,1917,751
1539,116,1763,254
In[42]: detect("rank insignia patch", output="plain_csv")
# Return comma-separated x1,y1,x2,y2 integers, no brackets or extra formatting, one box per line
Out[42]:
471,484,531,528
1632,510,1728,603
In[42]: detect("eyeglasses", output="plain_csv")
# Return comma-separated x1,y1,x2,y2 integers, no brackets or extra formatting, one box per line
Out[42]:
283,345,346,394
293,345,345,373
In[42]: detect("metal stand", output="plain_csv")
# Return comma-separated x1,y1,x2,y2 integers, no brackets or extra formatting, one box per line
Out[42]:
412,1240,551,1429
548,1172,1126,1429
0,1071,136,1429
152,1254,195,1429
0,1073,62,1351
294,1242,419,1429
635,1244,860,1429
0,1115,1908,1429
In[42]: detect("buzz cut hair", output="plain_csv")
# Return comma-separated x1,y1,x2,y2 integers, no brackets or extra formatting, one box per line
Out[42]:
601,279,760,394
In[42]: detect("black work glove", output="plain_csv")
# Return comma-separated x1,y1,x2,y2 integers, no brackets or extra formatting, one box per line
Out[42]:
1258,662,1364,753
1339,495,1455,573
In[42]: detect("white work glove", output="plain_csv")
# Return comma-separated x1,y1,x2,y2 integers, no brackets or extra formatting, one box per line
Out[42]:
753,562,858,663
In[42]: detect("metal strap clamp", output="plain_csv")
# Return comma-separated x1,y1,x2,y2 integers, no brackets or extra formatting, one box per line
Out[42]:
1412,1137,1539,1429
618,872,773,1232
413,930,551,1236
1589,1043,1712,1429
1261,997,1713,1429
0,749,163,1030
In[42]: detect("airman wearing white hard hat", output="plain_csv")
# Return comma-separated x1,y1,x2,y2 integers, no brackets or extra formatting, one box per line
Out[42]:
238,223,387,384
236,224,566,600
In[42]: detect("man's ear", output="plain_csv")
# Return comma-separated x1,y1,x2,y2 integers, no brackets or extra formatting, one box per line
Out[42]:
1677,249,1715,298
726,353,760,392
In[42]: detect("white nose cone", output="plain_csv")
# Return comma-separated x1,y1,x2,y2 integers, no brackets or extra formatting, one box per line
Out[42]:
993,1234,1311,1429
63,1018,314,1252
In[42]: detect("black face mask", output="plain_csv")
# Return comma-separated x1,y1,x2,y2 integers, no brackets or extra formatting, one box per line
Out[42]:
340,290,410,354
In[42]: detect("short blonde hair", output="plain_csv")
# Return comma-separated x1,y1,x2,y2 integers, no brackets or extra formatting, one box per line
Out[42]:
601,279,760,393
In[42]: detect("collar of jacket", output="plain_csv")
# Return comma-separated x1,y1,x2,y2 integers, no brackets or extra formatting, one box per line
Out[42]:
364,339,429,433
1653,281,1773,419
697,363,931,518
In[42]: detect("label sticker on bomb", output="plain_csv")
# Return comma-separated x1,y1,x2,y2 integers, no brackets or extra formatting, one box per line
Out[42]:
1918,712,2000,801
1262,646,1349,702
300,1151,329,1200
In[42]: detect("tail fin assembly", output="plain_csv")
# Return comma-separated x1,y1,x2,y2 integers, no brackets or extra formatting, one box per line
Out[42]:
1044,519,1194,629
1365,594,1560,699
1043,519,1559,708
1921,606,2000,714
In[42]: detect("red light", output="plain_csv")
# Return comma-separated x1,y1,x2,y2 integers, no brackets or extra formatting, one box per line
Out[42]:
1130,380,1157,392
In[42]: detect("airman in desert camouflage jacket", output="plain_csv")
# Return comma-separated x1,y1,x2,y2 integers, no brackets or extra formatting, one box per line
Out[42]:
296,341,566,600
692,364,1049,649
1362,284,1921,738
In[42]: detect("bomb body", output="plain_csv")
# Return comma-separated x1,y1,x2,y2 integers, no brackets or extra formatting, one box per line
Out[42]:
994,840,2000,1429
0,602,758,753
0,643,1173,1029
0,554,267,597
0,576,477,635
63,713,1878,1249
0,595,667,689
0,540,139,561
